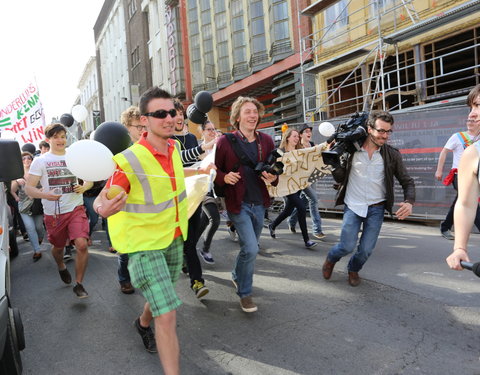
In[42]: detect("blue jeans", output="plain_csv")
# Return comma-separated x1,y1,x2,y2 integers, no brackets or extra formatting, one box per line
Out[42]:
118,253,130,283
228,203,265,298
327,204,385,272
83,196,99,236
289,185,322,234
20,213,44,253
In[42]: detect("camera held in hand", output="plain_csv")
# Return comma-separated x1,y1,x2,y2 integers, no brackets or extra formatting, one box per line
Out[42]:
321,112,369,182
254,149,285,176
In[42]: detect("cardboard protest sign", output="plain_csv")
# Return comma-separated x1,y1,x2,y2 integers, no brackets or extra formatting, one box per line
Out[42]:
0,83,46,148
267,143,332,197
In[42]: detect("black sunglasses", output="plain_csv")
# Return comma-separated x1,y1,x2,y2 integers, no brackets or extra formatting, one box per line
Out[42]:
143,109,177,119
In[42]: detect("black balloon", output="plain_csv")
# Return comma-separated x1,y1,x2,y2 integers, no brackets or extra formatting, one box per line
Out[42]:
0,140,23,182
186,104,207,125
194,91,213,113
93,121,131,155
21,143,36,154
60,113,74,127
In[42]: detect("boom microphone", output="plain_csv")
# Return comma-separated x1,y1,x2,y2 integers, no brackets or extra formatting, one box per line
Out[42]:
460,261,480,277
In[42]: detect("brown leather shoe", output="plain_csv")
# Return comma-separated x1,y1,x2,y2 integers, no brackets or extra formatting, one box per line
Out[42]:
120,282,135,294
348,271,361,287
322,259,336,280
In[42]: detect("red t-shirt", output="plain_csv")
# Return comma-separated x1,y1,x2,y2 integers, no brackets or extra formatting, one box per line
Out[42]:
107,134,182,238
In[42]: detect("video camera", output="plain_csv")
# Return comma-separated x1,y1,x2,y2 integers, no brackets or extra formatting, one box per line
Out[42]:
254,148,284,176
321,112,369,177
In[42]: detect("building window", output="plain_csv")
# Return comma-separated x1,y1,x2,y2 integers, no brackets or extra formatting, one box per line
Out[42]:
231,0,246,65
131,46,140,67
269,0,290,55
424,28,480,100
250,1,266,56
128,0,137,19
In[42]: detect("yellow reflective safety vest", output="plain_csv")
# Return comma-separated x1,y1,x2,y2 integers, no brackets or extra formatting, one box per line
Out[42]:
108,142,188,253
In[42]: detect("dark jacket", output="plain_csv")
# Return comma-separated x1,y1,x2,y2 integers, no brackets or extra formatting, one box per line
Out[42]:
215,130,276,214
335,143,415,215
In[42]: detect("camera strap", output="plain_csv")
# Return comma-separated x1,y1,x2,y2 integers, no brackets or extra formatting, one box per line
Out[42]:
224,133,258,171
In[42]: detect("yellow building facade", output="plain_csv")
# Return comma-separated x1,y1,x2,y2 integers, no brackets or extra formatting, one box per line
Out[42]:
302,0,480,119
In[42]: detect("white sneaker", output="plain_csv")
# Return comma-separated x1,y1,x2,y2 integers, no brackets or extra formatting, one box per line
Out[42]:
227,226,238,242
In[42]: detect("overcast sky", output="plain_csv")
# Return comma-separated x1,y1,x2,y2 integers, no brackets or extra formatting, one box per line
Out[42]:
0,0,104,121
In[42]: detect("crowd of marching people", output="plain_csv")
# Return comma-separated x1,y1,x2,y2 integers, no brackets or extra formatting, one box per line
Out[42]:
4,83,480,375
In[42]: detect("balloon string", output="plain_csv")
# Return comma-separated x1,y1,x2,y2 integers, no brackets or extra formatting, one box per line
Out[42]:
117,169,179,179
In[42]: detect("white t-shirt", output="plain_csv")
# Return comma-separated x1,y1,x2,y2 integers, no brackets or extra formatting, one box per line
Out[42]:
29,152,83,215
344,148,386,218
444,132,472,169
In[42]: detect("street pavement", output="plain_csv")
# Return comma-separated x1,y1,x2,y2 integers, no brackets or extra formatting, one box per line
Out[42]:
10,213,480,374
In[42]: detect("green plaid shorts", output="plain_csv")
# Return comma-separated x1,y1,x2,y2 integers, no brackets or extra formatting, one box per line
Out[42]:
127,237,183,316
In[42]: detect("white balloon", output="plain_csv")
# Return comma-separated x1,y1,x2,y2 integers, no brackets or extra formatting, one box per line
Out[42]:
318,122,335,137
1,130,16,140
89,131,95,140
71,105,89,122
65,140,115,181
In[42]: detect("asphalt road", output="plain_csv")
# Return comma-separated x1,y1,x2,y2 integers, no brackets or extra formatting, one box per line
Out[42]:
10,214,480,375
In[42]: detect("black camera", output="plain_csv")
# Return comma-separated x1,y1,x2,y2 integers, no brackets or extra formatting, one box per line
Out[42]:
254,148,284,176
321,112,369,174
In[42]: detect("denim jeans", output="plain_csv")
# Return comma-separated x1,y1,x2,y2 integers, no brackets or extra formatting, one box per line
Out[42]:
118,253,130,283
20,213,44,253
199,201,220,253
289,185,322,234
83,196,99,236
228,203,265,298
327,204,385,272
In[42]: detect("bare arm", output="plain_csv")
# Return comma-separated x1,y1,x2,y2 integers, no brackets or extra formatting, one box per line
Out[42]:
25,174,60,201
184,163,216,177
435,148,451,180
73,181,93,194
446,145,478,270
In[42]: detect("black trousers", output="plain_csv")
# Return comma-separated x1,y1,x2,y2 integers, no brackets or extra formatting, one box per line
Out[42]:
184,205,204,285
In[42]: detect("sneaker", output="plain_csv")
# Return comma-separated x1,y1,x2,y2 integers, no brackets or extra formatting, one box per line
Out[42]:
313,232,326,239
441,227,454,240
200,250,215,265
288,223,296,233
73,283,88,298
63,245,73,261
33,252,42,262
134,318,157,353
191,280,209,299
305,240,317,249
120,281,135,294
240,296,258,313
268,223,276,239
227,226,238,242
58,268,72,284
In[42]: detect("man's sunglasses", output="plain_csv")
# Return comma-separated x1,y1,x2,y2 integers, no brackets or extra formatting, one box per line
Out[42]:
143,109,177,119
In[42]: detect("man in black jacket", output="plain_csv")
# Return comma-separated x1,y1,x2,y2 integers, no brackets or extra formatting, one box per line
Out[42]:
322,110,415,286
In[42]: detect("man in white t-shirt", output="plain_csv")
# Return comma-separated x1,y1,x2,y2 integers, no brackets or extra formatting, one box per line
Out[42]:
26,123,93,298
435,120,480,239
